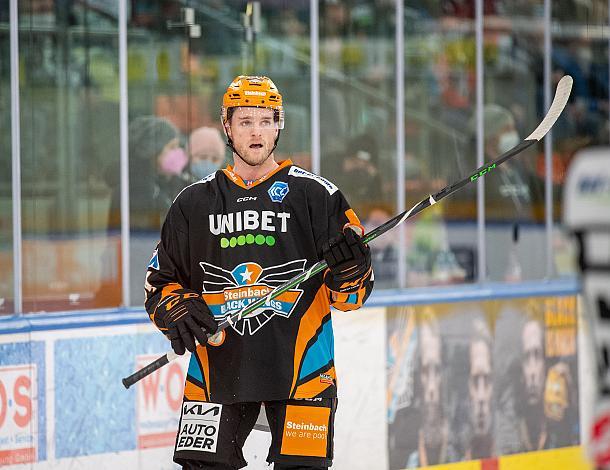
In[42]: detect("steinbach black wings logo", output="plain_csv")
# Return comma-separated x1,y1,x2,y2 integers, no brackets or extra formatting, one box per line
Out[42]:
199,259,306,336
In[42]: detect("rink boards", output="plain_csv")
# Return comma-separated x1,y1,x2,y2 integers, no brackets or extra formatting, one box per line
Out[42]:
0,283,594,469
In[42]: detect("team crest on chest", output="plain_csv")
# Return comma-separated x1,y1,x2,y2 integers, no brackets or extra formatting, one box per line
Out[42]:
199,259,305,336
268,181,289,203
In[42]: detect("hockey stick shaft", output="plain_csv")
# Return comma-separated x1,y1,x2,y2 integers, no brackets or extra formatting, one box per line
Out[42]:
122,352,175,389
122,75,572,389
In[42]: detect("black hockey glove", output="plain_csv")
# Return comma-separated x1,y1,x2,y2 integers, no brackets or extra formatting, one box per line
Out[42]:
154,288,218,355
322,228,372,294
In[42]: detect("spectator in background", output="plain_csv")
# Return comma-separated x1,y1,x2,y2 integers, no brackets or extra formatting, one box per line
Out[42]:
102,116,189,307
188,127,226,180
466,319,494,459
444,104,541,280
363,205,397,287
517,318,547,451
321,0,349,38
106,116,188,231
478,105,534,220
447,104,537,223
332,133,383,216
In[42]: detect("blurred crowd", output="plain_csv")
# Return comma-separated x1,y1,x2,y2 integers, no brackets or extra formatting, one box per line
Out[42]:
105,118,227,231
5,0,609,311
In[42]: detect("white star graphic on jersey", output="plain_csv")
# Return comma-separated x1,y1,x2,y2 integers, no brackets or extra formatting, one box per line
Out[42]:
241,268,253,283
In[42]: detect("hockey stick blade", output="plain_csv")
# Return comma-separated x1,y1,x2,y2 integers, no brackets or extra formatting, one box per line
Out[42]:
122,75,572,389
527,75,572,141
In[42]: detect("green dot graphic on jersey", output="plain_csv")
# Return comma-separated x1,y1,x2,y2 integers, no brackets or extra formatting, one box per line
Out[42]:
219,233,276,248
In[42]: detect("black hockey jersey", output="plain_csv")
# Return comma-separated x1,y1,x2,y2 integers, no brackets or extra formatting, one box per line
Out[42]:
145,160,373,404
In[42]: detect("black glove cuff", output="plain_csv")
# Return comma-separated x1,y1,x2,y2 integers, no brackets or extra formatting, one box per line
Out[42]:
324,260,372,294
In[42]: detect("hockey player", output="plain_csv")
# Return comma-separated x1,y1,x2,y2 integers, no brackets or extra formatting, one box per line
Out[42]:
144,75,374,470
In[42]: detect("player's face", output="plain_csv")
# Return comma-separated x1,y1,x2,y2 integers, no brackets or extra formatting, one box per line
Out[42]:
227,107,279,167
522,321,544,405
469,340,492,436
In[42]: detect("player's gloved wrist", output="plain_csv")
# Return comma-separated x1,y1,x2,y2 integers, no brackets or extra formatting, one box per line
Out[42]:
155,288,217,355
322,228,372,293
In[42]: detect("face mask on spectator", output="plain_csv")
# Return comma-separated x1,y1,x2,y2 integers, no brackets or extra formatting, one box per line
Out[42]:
498,131,520,154
191,160,221,179
159,148,188,175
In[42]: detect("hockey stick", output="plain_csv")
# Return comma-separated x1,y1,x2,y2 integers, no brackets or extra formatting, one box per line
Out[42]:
122,75,573,389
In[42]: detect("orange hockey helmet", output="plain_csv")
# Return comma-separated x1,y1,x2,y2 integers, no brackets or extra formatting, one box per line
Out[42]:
221,75,284,130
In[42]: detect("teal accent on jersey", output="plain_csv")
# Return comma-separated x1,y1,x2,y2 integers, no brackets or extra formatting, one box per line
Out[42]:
187,355,204,383
299,319,333,380
144,162,374,403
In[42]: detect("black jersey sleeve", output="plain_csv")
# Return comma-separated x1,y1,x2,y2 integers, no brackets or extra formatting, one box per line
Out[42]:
144,193,194,328
310,183,374,311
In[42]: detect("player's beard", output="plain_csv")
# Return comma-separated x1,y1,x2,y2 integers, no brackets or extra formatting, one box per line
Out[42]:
233,139,275,168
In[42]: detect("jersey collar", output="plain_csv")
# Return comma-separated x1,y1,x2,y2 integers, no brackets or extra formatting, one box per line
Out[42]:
222,159,293,190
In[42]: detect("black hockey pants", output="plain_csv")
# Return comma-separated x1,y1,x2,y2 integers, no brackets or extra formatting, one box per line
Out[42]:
181,463,327,470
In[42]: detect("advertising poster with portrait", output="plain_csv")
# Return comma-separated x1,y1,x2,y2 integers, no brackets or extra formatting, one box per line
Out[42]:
386,296,579,469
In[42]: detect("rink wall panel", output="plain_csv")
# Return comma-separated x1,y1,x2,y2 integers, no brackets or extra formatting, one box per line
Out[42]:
0,281,592,469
